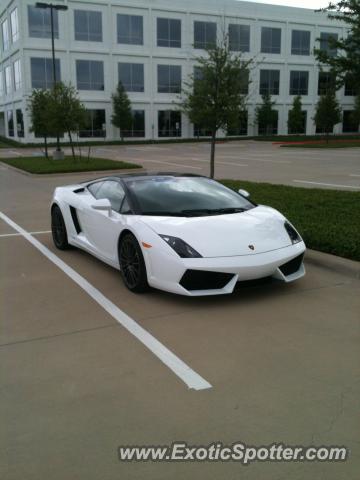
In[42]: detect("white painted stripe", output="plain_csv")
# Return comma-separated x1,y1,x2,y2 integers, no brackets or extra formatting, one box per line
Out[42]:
293,180,360,190
0,212,211,391
0,230,51,238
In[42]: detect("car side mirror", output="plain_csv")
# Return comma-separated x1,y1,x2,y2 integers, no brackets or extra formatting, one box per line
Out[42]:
238,189,250,198
91,198,112,216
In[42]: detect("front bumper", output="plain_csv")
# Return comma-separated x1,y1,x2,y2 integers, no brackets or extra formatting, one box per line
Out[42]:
146,242,306,296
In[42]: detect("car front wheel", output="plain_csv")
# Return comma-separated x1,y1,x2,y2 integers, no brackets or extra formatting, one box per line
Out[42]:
119,233,149,293
51,205,70,250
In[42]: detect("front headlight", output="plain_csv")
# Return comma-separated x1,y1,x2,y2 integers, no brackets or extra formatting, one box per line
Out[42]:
284,221,301,244
159,235,202,258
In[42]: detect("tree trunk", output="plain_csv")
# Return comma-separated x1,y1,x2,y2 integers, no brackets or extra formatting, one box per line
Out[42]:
44,136,48,159
68,130,76,161
210,130,216,179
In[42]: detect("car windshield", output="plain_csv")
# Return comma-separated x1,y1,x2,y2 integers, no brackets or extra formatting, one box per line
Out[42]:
126,177,255,216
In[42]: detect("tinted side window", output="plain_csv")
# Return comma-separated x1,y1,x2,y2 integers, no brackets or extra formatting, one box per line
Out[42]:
95,181,125,211
88,181,104,197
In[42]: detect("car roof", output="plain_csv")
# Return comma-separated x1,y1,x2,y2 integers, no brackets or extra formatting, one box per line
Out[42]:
83,172,207,184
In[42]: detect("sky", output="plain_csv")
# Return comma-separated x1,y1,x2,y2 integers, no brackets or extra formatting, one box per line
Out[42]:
240,0,330,8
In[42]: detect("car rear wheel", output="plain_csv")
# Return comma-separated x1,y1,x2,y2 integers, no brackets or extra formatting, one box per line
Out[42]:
119,233,149,293
51,205,70,250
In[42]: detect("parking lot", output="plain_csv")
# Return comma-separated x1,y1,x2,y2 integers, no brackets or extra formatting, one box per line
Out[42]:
1,140,360,190
1,154,360,479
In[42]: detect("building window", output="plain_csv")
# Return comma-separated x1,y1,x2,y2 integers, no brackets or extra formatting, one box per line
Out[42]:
7,110,14,137
157,65,181,93
288,111,307,134
157,18,181,48
318,71,335,95
74,10,102,42
343,111,359,133
76,60,104,91
158,110,181,137
258,110,278,135
260,70,280,95
344,76,356,96
122,110,145,137
193,125,212,137
28,5,59,39
320,32,338,57
316,123,333,134
228,24,250,52
16,109,24,138
31,58,61,89
117,14,143,45
291,30,310,55
289,71,309,95
13,59,22,91
10,8,19,43
118,63,144,92
227,111,248,136
261,27,281,54
0,71,3,97
79,110,106,138
5,66,12,94
2,19,10,51
194,21,216,49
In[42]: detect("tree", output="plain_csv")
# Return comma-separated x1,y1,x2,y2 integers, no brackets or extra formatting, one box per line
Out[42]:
111,83,133,142
28,89,56,159
314,91,342,142
288,96,305,134
256,94,278,136
315,1,360,94
50,83,87,160
352,94,360,129
180,39,251,178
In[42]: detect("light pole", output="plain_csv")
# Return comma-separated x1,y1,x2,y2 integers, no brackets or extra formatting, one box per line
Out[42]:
35,2,68,160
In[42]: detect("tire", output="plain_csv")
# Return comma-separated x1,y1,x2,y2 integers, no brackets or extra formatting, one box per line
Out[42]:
51,205,70,250
119,233,149,293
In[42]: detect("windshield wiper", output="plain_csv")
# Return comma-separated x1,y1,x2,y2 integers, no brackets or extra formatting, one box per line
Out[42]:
181,208,247,217
141,211,185,217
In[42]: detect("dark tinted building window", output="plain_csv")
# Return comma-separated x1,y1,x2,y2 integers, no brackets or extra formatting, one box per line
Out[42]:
79,110,106,138
76,60,104,90
122,110,145,137
117,14,143,45
228,24,250,52
157,65,181,93
261,27,281,54
227,111,248,136
291,30,310,55
16,109,24,137
318,71,335,95
289,71,309,95
288,111,307,134
7,110,14,137
74,10,102,42
118,63,144,92
258,110,278,135
158,110,181,137
344,76,357,96
194,21,216,49
31,58,61,89
320,32,338,57
343,110,359,133
260,70,280,95
193,125,212,137
157,18,181,48
28,5,59,38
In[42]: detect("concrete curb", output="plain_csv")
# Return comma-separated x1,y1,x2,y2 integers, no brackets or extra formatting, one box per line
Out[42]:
305,249,360,280
0,161,146,178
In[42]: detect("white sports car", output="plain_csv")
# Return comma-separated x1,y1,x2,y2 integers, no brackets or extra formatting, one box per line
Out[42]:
51,173,306,296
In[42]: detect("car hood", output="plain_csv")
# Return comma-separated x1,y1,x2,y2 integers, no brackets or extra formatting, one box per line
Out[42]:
140,206,293,257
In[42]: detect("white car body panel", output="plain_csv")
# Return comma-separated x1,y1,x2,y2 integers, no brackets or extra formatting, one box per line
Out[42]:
51,178,306,296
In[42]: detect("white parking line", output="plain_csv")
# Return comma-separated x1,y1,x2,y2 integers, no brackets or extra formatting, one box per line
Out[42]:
0,230,51,238
293,180,360,189
0,211,211,391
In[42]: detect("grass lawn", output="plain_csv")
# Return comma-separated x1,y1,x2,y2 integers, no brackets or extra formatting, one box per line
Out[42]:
0,156,141,174
280,142,360,149
221,179,360,262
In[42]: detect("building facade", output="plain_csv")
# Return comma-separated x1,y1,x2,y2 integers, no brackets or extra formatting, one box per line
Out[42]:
0,0,358,143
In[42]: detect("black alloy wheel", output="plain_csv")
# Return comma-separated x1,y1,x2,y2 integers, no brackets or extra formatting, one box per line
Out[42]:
51,205,70,250
119,233,149,293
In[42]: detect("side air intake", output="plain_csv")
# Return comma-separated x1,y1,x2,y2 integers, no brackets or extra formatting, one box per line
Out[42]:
69,206,82,234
